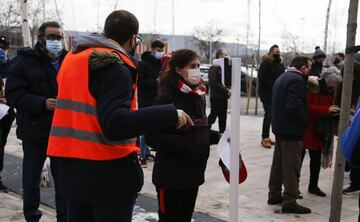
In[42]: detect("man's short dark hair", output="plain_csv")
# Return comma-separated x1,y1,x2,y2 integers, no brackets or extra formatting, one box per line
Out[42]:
104,10,139,45
269,44,279,53
151,40,164,49
38,21,62,39
290,56,311,70
336,52,345,59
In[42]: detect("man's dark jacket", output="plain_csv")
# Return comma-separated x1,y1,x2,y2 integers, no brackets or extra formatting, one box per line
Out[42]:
258,54,285,101
271,69,309,140
5,43,67,141
208,65,229,99
137,51,161,108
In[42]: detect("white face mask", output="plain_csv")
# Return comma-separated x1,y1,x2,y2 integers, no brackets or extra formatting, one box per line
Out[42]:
154,51,164,60
186,68,202,85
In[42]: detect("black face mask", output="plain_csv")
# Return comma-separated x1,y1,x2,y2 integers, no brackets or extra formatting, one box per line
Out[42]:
273,54,281,62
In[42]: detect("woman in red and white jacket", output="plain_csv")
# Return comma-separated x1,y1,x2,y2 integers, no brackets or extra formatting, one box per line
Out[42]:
302,67,342,197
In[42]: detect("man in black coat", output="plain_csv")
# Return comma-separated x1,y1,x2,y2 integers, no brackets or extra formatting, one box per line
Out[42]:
208,49,231,133
310,46,326,77
137,40,165,166
268,56,312,214
6,22,67,222
258,45,285,148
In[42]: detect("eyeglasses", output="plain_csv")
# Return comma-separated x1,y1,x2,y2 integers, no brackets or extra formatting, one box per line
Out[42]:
45,34,64,41
135,35,142,45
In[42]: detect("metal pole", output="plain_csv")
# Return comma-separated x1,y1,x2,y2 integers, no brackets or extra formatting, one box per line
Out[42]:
229,58,241,222
255,0,261,115
329,0,358,221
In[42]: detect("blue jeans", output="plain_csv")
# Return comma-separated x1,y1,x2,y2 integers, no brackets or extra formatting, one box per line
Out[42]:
22,140,66,222
140,135,150,158
67,199,136,222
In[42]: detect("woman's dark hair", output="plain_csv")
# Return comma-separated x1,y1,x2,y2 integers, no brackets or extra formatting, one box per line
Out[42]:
37,21,61,39
104,10,139,45
160,49,199,92
290,56,311,70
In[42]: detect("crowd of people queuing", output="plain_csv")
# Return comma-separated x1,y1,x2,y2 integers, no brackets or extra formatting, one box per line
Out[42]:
0,9,359,222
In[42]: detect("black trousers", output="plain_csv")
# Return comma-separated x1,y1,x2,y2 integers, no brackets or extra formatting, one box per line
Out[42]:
208,98,228,133
0,109,16,174
350,165,360,188
301,149,322,188
261,99,272,139
67,198,136,222
156,187,199,222
22,140,66,222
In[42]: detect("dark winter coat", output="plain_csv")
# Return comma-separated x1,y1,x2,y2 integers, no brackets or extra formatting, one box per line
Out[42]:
208,65,229,99
0,58,12,79
146,75,219,190
137,51,162,108
258,54,285,102
272,69,309,140
53,34,179,203
5,43,67,141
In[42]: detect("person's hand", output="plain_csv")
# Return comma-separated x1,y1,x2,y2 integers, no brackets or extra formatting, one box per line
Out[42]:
45,98,57,111
328,105,340,113
176,109,194,129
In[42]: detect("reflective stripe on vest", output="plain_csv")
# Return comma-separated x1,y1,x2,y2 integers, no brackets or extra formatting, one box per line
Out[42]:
47,47,139,161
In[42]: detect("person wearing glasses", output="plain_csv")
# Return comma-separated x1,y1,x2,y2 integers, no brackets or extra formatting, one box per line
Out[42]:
6,22,67,222
45,11,193,222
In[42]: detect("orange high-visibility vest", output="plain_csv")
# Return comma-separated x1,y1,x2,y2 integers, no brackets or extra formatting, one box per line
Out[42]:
47,47,139,160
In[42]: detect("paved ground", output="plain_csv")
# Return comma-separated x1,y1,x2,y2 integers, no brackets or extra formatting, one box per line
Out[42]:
0,97,359,221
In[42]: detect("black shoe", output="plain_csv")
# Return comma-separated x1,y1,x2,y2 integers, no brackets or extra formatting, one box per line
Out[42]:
308,186,326,197
267,196,283,205
282,202,312,214
343,186,360,195
297,191,303,199
0,180,9,193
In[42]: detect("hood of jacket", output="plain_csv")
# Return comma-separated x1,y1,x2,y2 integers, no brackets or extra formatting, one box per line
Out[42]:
262,53,282,63
72,33,137,71
72,33,130,57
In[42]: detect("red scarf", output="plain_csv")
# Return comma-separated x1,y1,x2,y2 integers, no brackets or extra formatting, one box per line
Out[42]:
177,80,206,96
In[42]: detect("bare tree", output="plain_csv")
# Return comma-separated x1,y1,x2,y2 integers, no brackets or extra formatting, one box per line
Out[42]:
0,0,21,32
324,0,332,53
281,30,300,53
329,0,359,221
21,0,32,47
192,22,224,63
0,0,59,46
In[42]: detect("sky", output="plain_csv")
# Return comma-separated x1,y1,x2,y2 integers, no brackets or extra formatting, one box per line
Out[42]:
52,0,350,53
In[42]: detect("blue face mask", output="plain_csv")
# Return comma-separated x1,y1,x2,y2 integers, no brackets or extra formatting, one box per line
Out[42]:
154,51,164,60
0,48,8,63
46,40,63,57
